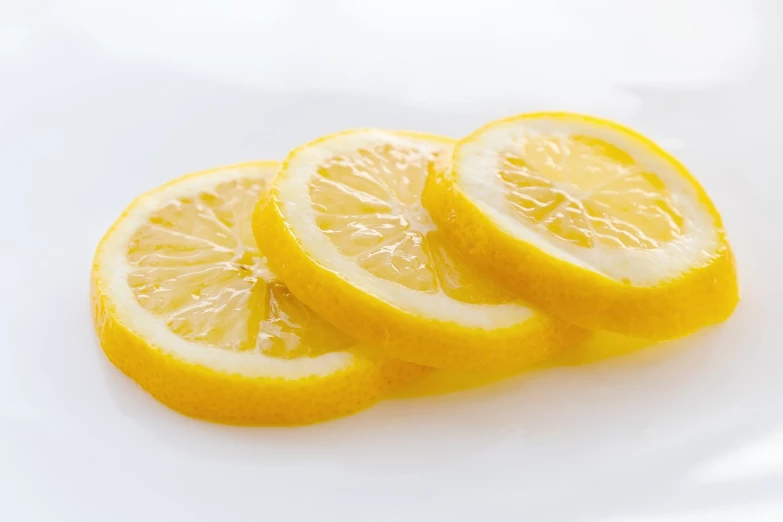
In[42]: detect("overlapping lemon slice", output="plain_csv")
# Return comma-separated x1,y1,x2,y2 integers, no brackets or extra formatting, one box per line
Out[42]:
256,131,586,371
425,113,738,339
91,162,426,425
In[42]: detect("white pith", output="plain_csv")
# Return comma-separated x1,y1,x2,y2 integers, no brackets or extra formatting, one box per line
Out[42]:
95,163,355,379
455,117,720,286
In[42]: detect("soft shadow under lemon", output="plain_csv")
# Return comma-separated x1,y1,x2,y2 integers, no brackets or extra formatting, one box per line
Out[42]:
392,331,655,398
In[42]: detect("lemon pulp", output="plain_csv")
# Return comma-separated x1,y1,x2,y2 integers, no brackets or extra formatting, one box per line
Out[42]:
310,142,516,304
499,135,684,249
127,177,353,358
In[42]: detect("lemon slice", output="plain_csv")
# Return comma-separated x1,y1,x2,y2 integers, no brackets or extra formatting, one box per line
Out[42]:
256,131,586,371
425,113,738,339
91,162,426,425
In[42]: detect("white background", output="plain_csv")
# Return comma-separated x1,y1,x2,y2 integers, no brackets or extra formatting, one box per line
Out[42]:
1,0,782,520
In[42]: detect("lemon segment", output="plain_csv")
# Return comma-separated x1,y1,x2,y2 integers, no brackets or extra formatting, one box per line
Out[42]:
91,162,427,426
425,112,738,339
256,130,587,371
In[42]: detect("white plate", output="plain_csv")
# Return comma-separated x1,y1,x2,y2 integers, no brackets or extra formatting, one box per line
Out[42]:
1,1,781,520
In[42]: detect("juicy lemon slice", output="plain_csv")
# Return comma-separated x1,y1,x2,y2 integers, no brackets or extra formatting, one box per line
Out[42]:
256,130,587,371
425,113,738,339
91,162,426,425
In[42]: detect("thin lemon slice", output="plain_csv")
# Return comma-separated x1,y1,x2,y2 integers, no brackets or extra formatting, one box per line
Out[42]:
425,113,738,339
255,131,587,371
91,162,426,425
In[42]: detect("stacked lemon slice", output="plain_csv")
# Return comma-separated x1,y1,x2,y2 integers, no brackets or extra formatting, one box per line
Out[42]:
91,113,738,425
91,163,426,425
426,113,738,338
